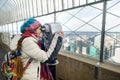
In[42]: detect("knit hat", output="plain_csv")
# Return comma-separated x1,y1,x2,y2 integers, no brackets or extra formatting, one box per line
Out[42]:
20,18,41,33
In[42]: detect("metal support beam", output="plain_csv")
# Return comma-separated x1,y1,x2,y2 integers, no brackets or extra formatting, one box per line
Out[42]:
100,0,107,62
53,0,56,22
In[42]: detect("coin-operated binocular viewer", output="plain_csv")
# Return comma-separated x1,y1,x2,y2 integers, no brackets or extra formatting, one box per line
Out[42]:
40,22,63,79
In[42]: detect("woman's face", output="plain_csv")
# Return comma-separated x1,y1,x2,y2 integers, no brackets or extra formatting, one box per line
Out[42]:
35,26,42,37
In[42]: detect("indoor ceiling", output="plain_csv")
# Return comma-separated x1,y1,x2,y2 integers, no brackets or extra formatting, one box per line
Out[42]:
0,0,33,25
0,0,18,25
0,0,104,25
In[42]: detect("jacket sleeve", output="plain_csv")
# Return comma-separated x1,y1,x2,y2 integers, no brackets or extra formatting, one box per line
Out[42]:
22,34,59,62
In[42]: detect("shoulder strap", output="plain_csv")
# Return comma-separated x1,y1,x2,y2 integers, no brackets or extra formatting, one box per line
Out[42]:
24,58,33,71
17,36,33,71
17,36,26,51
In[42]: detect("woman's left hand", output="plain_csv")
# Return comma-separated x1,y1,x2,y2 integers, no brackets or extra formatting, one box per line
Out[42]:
56,31,64,38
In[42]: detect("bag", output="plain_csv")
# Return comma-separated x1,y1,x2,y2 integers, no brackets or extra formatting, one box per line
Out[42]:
1,50,24,79
1,37,33,80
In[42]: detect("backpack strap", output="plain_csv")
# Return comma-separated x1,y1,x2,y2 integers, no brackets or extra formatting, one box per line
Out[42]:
24,58,33,71
17,36,33,71
6,52,9,66
15,36,33,78
17,36,26,51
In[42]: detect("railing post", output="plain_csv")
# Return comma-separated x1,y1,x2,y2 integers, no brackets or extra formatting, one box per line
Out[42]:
100,0,107,62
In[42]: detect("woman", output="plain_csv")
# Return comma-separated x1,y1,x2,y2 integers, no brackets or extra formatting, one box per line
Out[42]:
10,18,64,80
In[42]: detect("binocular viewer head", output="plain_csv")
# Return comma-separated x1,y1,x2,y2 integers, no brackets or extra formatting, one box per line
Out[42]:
41,22,62,34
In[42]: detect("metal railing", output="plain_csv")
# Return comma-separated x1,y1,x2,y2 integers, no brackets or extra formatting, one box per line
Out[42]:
0,0,120,65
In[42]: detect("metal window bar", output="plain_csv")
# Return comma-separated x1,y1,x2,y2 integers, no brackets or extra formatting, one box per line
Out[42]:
46,0,49,13
22,0,27,19
31,0,34,17
61,0,64,10
9,0,16,22
14,0,20,21
44,0,47,14
72,0,75,7
14,1,18,21
25,0,29,19
79,0,81,6
36,0,38,15
3,2,12,23
6,24,10,33
32,0,37,17
36,0,42,16
19,0,24,20
4,25,6,32
57,0,61,11
18,0,21,20
1,25,4,32
86,0,88,4
28,0,32,18
26,0,30,18
15,22,18,34
40,0,43,15
11,23,14,35
53,0,56,22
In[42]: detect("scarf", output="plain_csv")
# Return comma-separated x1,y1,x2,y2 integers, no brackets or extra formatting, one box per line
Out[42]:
21,30,38,37
37,40,54,80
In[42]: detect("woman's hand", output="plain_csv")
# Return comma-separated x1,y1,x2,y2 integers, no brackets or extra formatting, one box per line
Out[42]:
56,31,64,38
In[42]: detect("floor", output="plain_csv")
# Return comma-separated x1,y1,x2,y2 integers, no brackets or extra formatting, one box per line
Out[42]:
0,47,7,80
